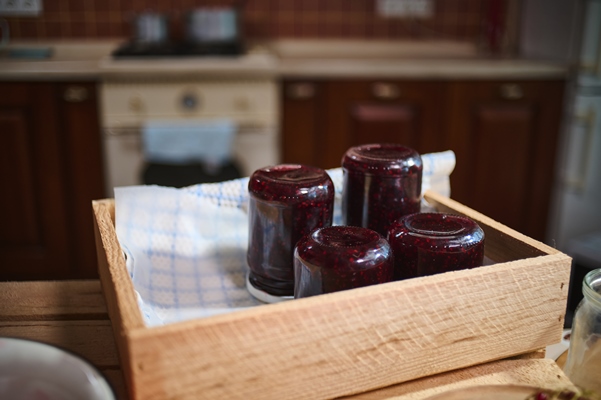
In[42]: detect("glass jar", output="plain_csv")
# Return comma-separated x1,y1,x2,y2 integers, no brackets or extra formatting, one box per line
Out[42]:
294,226,393,298
387,213,485,280
341,143,422,236
564,268,601,393
247,164,334,302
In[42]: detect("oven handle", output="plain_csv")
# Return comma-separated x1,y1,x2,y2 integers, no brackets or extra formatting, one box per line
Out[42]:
102,123,276,137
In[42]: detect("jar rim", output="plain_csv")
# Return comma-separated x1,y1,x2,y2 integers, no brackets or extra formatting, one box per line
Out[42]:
583,268,601,308
341,143,422,175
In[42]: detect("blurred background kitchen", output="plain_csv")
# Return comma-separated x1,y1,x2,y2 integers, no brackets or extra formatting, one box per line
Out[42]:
0,0,599,324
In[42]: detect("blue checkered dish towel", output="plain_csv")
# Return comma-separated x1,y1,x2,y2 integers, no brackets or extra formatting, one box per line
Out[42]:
114,150,456,326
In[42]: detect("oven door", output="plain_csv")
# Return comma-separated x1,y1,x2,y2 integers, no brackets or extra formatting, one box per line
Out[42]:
99,79,280,196
101,124,278,196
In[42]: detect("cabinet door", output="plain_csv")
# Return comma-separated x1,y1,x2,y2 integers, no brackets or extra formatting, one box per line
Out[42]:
281,81,323,167
0,83,71,279
446,80,565,241
59,82,106,279
320,80,445,169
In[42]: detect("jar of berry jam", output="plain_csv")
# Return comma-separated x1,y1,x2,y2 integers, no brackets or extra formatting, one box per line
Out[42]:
341,143,422,236
564,268,601,393
247,164,334,302
387,213,485,280
294,226,394,298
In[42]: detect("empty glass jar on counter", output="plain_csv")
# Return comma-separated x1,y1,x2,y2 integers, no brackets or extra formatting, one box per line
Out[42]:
294,226,394,298
341,143,423,236
564,268,601,393
247,164,334,303
387,213,485,280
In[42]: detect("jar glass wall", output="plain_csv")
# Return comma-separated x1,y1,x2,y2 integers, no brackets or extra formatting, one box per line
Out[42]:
247,164,334,301
341,143,422,236
564,268,601,393
294,226,393,298
387,213,485,280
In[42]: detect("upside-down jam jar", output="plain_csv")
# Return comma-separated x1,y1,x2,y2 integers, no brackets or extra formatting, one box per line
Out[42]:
294,226,394,298
341,143,423,236
387,213,485,280
247,164,334,302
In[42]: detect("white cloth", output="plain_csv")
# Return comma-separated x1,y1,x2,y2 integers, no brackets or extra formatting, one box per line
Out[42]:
115,150,456,326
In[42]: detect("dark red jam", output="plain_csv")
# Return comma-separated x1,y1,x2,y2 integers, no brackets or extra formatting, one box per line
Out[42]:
294,226,393,298
247,164,334,297
341,143,423,236
387,213,485,280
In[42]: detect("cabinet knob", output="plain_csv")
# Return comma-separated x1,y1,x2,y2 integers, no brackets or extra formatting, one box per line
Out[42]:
372,82,400,100
286,83,315,100
499,84,524,100
181,92,200,111
63,86,89,102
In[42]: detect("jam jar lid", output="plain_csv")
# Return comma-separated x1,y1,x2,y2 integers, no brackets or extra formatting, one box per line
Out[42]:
295,226,391,271
341,143,423,176
389,213,484,252
249,164,334,203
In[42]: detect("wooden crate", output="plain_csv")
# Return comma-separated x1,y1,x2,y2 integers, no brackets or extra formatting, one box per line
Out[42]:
92,191,572,400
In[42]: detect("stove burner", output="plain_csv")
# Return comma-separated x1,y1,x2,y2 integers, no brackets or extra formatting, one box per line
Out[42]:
112,40,244,58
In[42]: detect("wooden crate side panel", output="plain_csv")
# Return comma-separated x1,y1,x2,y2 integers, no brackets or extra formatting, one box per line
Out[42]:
93,199,144,400
343,359,574,400
0,280,107,321
128,253,571,400
93,199,143,331
424,191,558,262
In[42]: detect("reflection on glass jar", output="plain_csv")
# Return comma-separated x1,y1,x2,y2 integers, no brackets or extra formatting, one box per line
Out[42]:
564,268,601,393
247,164,334,301
387,213,485,281
341,143,423,237
294,226,393,298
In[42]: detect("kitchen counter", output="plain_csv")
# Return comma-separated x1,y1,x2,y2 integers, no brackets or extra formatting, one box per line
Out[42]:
0,39,569,81
0,280,576,400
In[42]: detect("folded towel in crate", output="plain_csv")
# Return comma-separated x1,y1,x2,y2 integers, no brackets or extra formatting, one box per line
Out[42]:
115,150,456,326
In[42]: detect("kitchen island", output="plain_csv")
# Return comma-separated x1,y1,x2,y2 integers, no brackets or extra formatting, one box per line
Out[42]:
0,280,575,400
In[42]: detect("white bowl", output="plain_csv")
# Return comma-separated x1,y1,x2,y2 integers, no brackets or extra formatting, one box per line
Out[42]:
0,337,116,400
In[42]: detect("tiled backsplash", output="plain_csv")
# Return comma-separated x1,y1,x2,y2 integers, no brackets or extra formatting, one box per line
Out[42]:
5,0,497,42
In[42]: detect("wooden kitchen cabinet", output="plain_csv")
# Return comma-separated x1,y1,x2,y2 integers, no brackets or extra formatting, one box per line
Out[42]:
282,79,446,169
0,81,105,280
446,80,565,241
282,78,565,241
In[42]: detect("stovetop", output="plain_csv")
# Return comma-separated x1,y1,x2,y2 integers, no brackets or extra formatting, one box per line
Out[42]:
112,40,244,58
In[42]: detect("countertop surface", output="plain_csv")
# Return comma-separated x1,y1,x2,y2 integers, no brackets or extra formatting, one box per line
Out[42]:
0,39,570,81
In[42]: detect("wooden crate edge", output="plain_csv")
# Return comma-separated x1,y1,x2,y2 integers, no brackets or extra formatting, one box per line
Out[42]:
126,252,571,400
424,190,560,261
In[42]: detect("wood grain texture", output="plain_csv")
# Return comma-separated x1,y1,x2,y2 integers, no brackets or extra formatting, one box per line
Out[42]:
0,280,107,321
93,193,571,400
342,359,574,400
93,199,144,400
127,253,569,400
0,320,119,367
92,200,144,333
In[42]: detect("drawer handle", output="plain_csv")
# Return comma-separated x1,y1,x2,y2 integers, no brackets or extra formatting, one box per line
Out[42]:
286,83,315,100
63,86,89,102
499,84,524,100
372,82,400,100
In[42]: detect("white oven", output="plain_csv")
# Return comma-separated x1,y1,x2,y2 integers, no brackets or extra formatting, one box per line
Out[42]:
99,77,280,196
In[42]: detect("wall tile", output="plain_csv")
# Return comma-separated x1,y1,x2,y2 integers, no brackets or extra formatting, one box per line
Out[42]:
5,0,502,44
